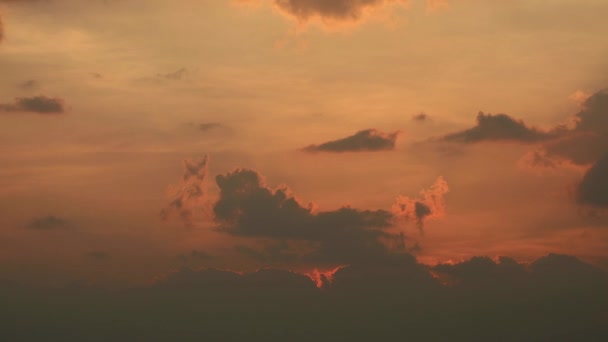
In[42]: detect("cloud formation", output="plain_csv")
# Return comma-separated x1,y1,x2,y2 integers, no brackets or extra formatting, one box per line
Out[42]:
160,155,209,225
213,168,398,264
531,90,608,167
0,96,66,114
303,129,400,153
578,153,608,207
3,253,606,340
392,176,449,234
273,0,406,24
441,112,555,143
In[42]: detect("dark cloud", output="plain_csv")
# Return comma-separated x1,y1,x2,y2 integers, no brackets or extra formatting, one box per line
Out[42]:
273,0,404,23
412,112,429,122
213,168,403,265
160,155,208,226
530,90,608,167
24,215,71,230
575,89,608,134
199,122,222,132
0,96,65,114
578,153,608,207
441,112,555,143
303,129,400,153
3,253,606,340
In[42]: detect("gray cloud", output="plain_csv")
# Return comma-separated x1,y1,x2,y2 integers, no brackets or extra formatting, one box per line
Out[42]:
532,90,608,167
213,168,401,264
412,112,429,122
578,153,608,208
199,122,223,132
273,0,404,23
0,96,65,114
303,129,400,153
24,215,71,230
441,112,555,143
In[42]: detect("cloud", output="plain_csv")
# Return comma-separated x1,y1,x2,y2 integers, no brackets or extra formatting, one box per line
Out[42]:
578,153,608,208
574,89,608,134
199,122,223,132
412,112,429,122
273,0,406,25
303,129,401,153
24,215,71,230
440,112,555,143
213,168,402,264
160,155,209,226
534,90,608,166
2,253,607,340
0,96,66,114
392,176,449,234
17,79,39,90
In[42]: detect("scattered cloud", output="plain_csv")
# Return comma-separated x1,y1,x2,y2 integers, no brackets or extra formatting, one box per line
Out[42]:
392,176,449,234
0,96,66,114
24,215,71,230
303,129,401,153
412,112,429,122
160,155,209,226
440,112,555,143
17,79,39,90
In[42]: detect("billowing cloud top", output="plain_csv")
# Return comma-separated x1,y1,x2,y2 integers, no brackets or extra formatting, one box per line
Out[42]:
304,129,400,152
213,168,397,264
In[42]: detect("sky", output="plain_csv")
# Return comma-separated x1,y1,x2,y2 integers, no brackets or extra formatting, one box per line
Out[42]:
1,0,608,333
2,1,608,339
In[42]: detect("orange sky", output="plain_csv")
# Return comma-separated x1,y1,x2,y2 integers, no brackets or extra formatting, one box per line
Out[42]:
1,0,608,287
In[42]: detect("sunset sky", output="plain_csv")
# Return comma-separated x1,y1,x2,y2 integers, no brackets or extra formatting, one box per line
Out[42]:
1,0,608,290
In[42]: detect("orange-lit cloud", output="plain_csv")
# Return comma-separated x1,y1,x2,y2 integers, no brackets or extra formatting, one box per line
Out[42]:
392,176,449,234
